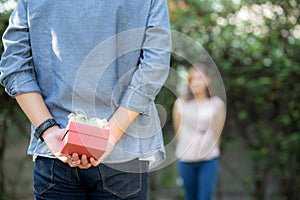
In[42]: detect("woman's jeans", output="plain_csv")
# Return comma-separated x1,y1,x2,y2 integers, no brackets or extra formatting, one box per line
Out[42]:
33,157,149,200
177,158,219,200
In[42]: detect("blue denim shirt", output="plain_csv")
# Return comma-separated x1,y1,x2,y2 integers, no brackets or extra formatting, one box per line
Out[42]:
0,0,171,168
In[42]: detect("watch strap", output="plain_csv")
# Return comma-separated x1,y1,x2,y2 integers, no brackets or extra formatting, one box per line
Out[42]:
34,118,58,141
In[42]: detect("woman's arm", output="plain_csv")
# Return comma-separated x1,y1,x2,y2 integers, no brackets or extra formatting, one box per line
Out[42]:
172,100,181,140
213,98,226,145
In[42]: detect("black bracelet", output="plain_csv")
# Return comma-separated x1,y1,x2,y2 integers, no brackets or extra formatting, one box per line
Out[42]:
34,118,58,141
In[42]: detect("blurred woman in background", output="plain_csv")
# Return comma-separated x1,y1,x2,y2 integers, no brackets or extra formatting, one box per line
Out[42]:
172,64,226,200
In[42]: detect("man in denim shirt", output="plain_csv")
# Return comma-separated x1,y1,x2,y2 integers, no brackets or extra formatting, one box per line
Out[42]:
0,0,171,199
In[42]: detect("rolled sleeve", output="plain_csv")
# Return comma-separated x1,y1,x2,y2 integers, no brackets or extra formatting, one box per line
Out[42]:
120,0,172,114
0,0,41,97
121,86,153,114
3,71,41,97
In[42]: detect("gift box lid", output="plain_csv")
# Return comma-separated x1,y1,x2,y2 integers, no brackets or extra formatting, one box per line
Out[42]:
62,121,110,140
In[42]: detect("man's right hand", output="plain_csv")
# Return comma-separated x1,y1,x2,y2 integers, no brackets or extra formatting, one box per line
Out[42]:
42,126,91,169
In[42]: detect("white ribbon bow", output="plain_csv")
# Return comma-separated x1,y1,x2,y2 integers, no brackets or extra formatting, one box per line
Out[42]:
67,109,109,129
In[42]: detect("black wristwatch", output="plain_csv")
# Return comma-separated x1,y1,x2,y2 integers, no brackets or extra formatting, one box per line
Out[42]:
34,118,58,141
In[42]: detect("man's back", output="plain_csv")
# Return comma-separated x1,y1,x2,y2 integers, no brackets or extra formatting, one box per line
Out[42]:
1,0,171,167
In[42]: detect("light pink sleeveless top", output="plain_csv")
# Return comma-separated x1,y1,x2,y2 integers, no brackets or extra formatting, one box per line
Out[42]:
175,96,224,162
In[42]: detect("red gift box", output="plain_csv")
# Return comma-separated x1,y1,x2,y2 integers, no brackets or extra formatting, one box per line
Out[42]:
60,121,110,160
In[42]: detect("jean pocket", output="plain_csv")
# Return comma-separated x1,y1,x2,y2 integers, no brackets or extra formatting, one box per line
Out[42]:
33,157,56,195
99,159,146,199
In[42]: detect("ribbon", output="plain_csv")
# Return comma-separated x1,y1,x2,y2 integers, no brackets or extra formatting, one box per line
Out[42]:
67,109,109,129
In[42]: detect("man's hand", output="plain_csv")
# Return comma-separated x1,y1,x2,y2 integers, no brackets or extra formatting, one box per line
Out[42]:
69,154,91,169
90,106,139,166
42,126,91,169
15,93,138,168
90,134,117,166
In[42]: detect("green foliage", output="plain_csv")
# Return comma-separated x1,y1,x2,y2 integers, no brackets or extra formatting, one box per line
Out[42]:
168,0,300,199
0,0,300,199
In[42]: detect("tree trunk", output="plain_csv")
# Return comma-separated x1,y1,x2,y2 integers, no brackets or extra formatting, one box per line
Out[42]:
252,162,267,200
254,179,266,200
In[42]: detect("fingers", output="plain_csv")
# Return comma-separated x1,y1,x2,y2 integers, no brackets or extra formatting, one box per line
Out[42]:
56,154,71,163
90,157,101,167
78,155,92,169
65,153,93,169
59,153,105,168
68,153,81,167
78,164,92,169
90,150,109,167
80,155,89,166
45,127,105,168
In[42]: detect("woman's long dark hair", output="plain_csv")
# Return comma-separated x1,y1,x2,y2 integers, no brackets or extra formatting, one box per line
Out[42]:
183,64,213,101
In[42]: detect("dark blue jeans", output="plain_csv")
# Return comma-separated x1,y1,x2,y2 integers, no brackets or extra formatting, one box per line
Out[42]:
177,158,219,200
33,157,149,200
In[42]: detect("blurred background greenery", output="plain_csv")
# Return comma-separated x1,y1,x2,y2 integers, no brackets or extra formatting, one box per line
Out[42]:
0,0,299,199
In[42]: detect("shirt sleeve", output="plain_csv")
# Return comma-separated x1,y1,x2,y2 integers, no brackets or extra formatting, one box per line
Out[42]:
120,0,172,114
0,0,41,97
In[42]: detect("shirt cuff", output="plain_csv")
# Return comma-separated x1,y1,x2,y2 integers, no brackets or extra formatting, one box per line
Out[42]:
120,86,154,115
3,72,41,97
